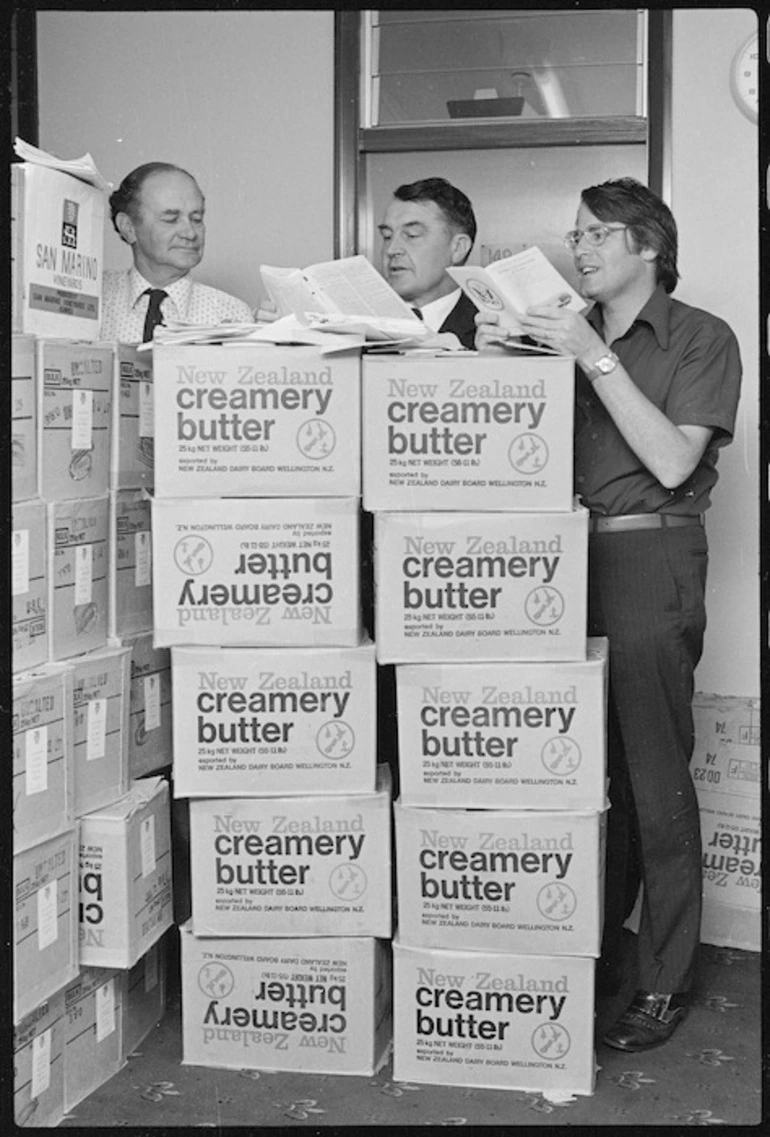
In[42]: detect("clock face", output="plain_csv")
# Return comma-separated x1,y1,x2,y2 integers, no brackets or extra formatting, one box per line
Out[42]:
731,32,758,122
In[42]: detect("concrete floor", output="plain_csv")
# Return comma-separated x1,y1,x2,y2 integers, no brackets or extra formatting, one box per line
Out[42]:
61,933,762,1129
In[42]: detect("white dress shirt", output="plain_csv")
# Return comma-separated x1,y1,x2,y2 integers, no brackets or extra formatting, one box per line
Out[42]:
100,266,254,342
415,288,463,333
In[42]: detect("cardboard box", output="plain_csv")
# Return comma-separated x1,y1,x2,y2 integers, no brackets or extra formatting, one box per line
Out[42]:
71,645,131,817
374,506,588,663
110,342,154,490
189,766,392,938
691,694,760,802
38,339,113,501
122,936,167,1058
181,926,392,1076
394,801,604,957
699,791,760,952
13,827,79,1023
362,352,574,512
396,638,607,811
78,776,174,969
152,496,361,648
120,632,173,779
12,333,38,502
63,967,125,1113
12,162,105,339
171,641,377,797
13,497,48,672
393,938,595,1096
109,489,153,638
13,662,75,853
13,990,66,1128
153,343,361,498
47,495,110,661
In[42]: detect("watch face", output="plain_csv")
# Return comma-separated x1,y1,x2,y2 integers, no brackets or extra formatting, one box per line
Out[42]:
731,32,758,122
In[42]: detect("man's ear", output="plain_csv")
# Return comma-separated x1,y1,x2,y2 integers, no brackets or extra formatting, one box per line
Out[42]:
449,232,472,266
115,211,137,246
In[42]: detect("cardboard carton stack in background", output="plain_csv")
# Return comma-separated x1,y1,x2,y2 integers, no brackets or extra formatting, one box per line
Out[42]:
149,341,392,1077
364,350,606,1098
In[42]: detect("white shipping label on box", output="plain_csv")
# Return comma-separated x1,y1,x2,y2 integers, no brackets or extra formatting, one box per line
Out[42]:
699,790,760,952
109,490,153,638
189,767,392,938
181,927,392,1077
48,496,109,661
691,694,761,802
110,344,155,490
171,642,377,797
362,353,574,512
12,163,105,340
395,801,604,957
152,496,361,647
63,968,124,1113
72,646,130,817
153,344,361,497
13,498,48,673
14,990,66,1129
13,664,74,852
396,639,607,811
12,334,39,503
13,527,30,596
375,506,588,663
392,939,595,1096
123,633,173,779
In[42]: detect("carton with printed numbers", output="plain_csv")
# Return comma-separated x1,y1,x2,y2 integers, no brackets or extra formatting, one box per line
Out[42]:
13,990,66,1128
13,662,75,853
109,489,153,638
12,333,38,502
13,497,49,672
47,495,110,661
110,342,154,490
63,966,125,1112
71,645,131,818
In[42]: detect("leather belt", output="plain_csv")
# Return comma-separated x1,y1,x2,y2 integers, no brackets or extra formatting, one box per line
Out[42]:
589,513,703,534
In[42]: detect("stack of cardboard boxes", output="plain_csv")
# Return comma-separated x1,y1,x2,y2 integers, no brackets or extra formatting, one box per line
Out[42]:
150,342,393,1077
12,157,172,1128
363,350,607,1097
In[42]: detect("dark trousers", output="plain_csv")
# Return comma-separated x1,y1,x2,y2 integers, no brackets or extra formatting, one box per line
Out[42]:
588,523,707,994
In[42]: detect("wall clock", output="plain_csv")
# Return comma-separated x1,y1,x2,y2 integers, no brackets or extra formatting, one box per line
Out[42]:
730,31,758,123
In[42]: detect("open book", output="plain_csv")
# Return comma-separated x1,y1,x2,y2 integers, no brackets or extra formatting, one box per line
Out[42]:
447,246,585,335
260,255,423,326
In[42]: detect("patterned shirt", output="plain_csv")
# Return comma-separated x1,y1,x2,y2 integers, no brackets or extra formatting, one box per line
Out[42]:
100,266,254,342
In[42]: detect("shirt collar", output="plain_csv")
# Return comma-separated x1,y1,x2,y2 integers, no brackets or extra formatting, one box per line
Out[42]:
587,284,672,350
127,265,193,313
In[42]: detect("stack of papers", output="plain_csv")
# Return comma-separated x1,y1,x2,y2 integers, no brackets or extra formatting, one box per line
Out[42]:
14,137,111,191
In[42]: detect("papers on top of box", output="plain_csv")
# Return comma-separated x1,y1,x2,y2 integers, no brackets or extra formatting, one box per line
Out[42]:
14,137,111,191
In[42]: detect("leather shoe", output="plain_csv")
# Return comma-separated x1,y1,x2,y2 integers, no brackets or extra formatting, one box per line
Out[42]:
602,990,689,1051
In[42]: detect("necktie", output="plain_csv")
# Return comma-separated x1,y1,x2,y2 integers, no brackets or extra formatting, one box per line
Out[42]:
142,288,168,343
411,306,423,320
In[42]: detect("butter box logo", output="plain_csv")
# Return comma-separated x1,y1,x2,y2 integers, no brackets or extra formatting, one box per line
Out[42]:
175,535,214,575
198,962,235,999
542,737,582,776
317,721,355,760
61,199,79,249
297,419,336,460
537,882,577,921
329,863,367,901
532,1021,571,1059
509,434,548,476
525,586,564,626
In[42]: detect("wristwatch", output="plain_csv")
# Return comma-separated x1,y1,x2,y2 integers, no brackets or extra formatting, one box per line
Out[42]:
582,350,619,382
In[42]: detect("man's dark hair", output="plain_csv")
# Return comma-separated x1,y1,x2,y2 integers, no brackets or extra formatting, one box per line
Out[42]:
108,162,201,236
394,177,477,251
581,176,679,294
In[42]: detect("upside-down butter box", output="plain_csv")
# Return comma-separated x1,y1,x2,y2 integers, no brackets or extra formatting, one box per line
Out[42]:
181,926,392,1076
63,966,125,1113
119,632,173,778
395,801,604,957
189,766,392,938
13,497,48,672
393,938,595,1096
110,342,154,490
123,936,167,1058
699,791,760,953
396,638,607,811
153,343,361,498
71,645,130,817
47,495,109,661
78,775,173,968
152,496,361,648
13,663,74,853
14,826,79,1023
171,641,377,797
38,339,113,501
691,694,761,803
12,162,105,340
13,333,38,502
14,990,66,1128
109,490,153,638
375,505,588,664
362,352,574,512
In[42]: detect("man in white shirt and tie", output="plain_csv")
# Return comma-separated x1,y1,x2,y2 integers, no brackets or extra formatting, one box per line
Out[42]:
378,176,478,349
100,162,253,342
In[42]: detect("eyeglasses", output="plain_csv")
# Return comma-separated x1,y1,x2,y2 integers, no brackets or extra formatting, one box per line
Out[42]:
563,224,628,251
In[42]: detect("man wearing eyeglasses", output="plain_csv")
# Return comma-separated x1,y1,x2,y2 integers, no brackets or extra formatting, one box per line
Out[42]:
477,177,742,1053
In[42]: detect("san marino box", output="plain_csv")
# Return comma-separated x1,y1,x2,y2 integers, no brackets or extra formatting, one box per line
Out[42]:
71,645,131,818
13,826,79,1024
392,938,595,1097
13,497,48,672
152,496,361,648
153,344,360,498
12,162,104,340
181,926,392,1076
14,990,66,1129
110,342,154,490
78,776,174,969
375,505,588,664
63,966,125,1113
189,766,392,938
118,631,173,779
13,662,74,853
37,339,113,501
47,495,110,661
12,333,38,502
395,801,604,957
362,352,574,512
171,641,377,797
397,638,607,811
109,489,153,638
